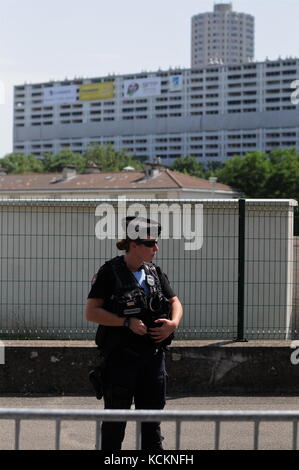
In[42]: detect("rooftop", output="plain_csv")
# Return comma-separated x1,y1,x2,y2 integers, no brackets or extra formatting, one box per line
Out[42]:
0,168,236,194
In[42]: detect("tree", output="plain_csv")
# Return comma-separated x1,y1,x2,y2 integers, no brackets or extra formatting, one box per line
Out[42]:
266,148,299,199
1,153,44,174
83,143,144,172
203,161,225,179
217,151,272,197
171,155,205,178
42,150,86,173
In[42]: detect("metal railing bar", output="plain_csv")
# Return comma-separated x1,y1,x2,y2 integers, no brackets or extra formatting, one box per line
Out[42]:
293,421,298,450
175,420,181,450
0,198,245,206
215,421,221,450
3,409,299,451
2,408,299,422
135,421,142,450
55,419,61,450
95,420,101,450
253,421,259,450
15,419,21,451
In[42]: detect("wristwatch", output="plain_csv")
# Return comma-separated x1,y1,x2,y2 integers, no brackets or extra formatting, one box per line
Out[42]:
123,318,130,328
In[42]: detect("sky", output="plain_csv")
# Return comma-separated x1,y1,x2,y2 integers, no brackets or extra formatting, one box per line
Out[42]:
0,0,299,158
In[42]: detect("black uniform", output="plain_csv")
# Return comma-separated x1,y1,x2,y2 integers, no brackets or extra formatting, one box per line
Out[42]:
88,255,175,451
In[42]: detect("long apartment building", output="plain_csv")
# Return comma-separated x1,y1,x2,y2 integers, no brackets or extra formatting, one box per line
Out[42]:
13,58,299,165
191,3,255,68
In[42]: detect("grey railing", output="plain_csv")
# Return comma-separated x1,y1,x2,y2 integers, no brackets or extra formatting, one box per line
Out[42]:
1,408,299,450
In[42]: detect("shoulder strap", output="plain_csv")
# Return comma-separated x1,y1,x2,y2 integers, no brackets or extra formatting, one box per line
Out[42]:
106,256,141,295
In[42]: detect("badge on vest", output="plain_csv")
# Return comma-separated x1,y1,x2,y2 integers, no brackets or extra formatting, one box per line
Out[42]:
146,275,155,287
123,300,141,316
123,308,141,315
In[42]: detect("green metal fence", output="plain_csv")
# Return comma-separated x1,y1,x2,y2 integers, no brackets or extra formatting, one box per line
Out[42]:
0,198,297,341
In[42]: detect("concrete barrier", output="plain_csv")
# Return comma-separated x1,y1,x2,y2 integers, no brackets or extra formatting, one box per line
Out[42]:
1,340,299,395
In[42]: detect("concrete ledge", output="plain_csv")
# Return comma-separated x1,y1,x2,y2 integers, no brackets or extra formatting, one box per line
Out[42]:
1,340,299,395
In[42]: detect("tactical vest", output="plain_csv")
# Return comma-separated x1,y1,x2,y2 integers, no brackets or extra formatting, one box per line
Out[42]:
95,256,173,355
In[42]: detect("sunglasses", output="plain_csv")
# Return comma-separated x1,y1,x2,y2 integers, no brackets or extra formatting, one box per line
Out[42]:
137,240,158,248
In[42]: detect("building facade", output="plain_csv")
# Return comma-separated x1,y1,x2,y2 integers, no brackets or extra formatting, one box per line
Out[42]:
191,3,255,68
13,58,299,165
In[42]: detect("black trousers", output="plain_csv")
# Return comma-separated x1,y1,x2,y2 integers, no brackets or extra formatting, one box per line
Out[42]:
101,347,166,451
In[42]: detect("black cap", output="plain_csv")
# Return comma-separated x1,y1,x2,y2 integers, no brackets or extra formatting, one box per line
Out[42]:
123,216,161,240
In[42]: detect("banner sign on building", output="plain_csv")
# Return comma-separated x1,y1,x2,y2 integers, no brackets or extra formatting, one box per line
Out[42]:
169,75,183,92
123,77,161,98
79,82,114,101
42,85,77,105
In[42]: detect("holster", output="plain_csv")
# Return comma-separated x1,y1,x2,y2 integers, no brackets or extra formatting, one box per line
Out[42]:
88,352,106,400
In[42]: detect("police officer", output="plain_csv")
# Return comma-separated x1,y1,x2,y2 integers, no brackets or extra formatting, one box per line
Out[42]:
85,216,183,451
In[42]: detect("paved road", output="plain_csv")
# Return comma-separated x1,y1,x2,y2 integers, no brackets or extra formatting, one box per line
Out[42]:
0,395,299,450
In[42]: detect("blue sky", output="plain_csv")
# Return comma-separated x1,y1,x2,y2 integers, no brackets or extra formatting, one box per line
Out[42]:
1,0,299,158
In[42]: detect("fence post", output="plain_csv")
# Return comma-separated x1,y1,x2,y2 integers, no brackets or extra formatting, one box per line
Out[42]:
236,198,248,342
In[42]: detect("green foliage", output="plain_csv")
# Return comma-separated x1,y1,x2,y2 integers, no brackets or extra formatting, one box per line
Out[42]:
266,148,299,199
83,143,144,172
217,151,272,197
217,148,299,200
1,153,44,174
202,161,225,179
171,155,205,178
42,150,86,173
0,145,144,175
171,149,299,202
